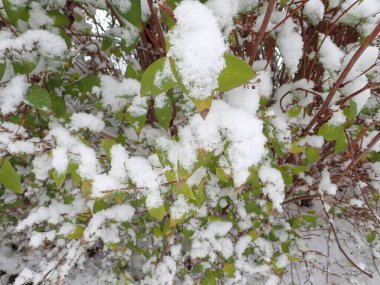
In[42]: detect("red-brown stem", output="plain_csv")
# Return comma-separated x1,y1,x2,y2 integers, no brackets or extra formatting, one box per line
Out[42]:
302,22,380,135
249,0,276,65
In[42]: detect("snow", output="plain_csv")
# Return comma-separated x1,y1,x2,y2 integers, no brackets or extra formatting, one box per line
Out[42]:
0,30,67,58
32,153,52,180
318,34,345,71
318,168,337,195
304,0,325,25
328,107,346,126
0,75,29,115
52,146,69,174
170,194,193,220
29,231,56,248
259,165,285,211
156,99,266,186
110,0,131,13
206,0,239,37
97,75,141,112
168,0,226,100
70,112,105,132
276,20,303,75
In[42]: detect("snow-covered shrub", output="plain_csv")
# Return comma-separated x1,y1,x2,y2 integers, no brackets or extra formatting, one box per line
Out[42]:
0,0,379,284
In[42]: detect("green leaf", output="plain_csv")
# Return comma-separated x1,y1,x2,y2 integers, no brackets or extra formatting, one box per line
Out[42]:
288,141,306,154
51,169,66,189
27,86,52,111
125,110,147,135
123,0,142,28
126,64,140,80
305,147,319,163
148,205,166,220
102,139,117,160
165,171,176,183
343,101,357,124
77,75,100,93
318,123,344,141
223,263,235,277
2,0,29,26
217,54,255,92
0,60,6,81
318,123,347,154
141,57,176,97
288,106,301,118
47,10,70,27
93,198,108,213
366,230,376,243
51,94,67,116
0,159,23,194
67,225,85,240
216,167,229,183
154,96,173,130
194,179,206,208
13,59,38,75
176,182,196,201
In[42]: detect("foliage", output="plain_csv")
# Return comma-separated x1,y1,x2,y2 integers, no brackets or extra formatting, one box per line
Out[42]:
0,0,379,284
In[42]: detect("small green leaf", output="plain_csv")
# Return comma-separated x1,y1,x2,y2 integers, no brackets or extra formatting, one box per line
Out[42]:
141,57,176,97
288,141,306,154
223,263,235,277
216,167,229,183
0,159,23,194
366,230,376,243
0,60,6,81
51,169,66,189
305,147,319,163
154,96,173,130
217,54,256,92
176,182,196,201
288,106,301,118
102,139,117,160
318,123,344,141
148,205,166,220
165,171,177,183
93,198,108,213
67,225,85,240
125,111,147,135
50,94,66,116
27,86,52,111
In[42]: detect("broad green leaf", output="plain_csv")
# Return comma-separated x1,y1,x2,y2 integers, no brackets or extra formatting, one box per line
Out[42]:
148,205,165,220
3,0,29,26
77,75,100,93
141,57,176,97
81,179,92,198
101,37,113,51
123,0,142,28
13,59,38,75
335,136,348,154
51,94,67,116
217,54,256,92
47,10,70,27
0,159,23,194
67,164,81,187
27,86,52,111
0,60,6,81
154,96,173,130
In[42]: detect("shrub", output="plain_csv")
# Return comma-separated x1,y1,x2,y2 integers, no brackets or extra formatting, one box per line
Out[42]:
0,0,379,284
